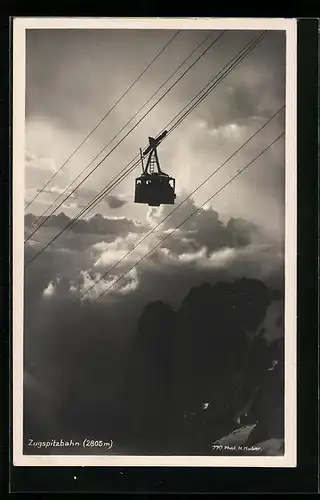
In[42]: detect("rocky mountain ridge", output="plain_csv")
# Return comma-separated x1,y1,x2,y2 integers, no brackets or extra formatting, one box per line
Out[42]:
122,277,284,455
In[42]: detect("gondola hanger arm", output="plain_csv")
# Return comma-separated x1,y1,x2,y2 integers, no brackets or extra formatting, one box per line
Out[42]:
143,130,168,156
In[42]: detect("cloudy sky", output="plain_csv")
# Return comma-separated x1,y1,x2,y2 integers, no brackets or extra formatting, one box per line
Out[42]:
25,28,285,225
22,27,286,445
24,27,286,288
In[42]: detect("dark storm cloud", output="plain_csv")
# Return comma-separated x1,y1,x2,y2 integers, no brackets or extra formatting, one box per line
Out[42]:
149,194,267,257
105,194,127,209
190,30,286,131
159,215,261,257
198,79,285,133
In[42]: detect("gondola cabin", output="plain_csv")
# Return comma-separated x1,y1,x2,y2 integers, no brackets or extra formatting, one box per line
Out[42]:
134,131,176,207
135,173,176,207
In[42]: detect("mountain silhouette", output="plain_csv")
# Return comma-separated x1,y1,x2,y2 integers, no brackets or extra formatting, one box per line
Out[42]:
122,277,284,455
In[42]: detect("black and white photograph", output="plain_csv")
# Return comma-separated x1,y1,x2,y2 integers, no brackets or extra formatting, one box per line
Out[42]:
13,17,297,467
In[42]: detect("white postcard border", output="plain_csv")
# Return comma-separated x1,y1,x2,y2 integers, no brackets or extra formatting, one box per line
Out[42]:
12,17,297,467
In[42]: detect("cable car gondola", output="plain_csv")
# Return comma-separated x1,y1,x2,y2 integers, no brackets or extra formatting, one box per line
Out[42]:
134,130,176,207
